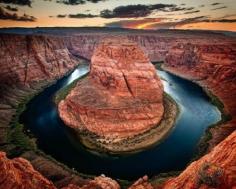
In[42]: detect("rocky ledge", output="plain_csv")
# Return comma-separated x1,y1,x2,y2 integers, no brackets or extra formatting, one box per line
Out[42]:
0,151,120,189
58,37,177,153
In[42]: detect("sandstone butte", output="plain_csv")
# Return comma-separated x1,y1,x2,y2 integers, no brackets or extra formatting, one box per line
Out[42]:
58,37,164,142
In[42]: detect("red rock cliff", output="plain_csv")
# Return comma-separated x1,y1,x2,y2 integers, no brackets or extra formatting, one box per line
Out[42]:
164,40,236,149
0,151,120,189
0,34,78,88
59,37,164,140
162,131,236,189
0,152,56,189
0,34,83,188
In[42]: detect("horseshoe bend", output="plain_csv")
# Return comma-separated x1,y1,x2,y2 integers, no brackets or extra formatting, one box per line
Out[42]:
0,28,235,189
58,37,177,153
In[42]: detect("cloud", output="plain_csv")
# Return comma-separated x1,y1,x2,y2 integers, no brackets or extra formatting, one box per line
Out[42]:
100,5,152,18
56,0,106,5
56,13,98,18
0,0,31,6
105,18,166,29
206,19,236,23
100,4,195,18
0,7,36,21
184,10,200,14
57,14,67,18
105,16,207,29
211,6,227,10
211,3,221,6
220,14,236,19
68,13,97,18
4,5,18,11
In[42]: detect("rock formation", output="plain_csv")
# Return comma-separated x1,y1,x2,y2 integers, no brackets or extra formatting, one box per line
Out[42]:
58,37,164,150
0,151,120,189
164,40,236,149
162,131,236,189
0,34,86,188
62,176,120,189
0,152,56,189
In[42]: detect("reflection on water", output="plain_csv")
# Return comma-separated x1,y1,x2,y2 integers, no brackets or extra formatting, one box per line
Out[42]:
20,65,221,180
66,65,89,85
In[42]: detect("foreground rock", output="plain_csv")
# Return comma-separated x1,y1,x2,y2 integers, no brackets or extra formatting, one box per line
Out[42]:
162,131,236,189
0,152,56,189
58,37,168,152
0,151,120,189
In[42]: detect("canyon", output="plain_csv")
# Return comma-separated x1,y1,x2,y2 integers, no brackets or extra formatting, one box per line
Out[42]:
0,28,235,188
58,37,178,153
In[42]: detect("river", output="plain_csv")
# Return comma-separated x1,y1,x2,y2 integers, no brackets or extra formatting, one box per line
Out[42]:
20,64,221,180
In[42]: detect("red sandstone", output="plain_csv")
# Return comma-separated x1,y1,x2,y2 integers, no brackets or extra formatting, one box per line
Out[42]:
58,37,164,139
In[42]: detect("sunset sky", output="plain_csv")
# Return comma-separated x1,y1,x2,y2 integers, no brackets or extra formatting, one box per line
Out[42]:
0,0,236,31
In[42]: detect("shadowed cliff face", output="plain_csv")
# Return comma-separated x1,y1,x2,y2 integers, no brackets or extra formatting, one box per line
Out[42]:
162,131,236,189
165,41,236,149
0,34,87,188
0,151,120,189
0,30,235,189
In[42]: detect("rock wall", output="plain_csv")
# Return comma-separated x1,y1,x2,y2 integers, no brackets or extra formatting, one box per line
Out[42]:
0,152,56,189
0,34,87,188
64,31,229,62
164,40,236,149
0,151,120,189
162,131,236,189
0,34,78,88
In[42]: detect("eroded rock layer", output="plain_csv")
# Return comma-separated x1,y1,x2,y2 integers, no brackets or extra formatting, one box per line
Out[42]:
59,37,164,141
0,152,56,189
164,41,236,149
0,151,120,189
162,131,236,189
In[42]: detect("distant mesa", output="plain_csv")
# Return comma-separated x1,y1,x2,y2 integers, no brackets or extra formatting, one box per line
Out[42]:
58,37,176,153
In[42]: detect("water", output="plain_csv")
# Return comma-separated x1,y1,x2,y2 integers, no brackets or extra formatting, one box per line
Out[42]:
20,65,221,180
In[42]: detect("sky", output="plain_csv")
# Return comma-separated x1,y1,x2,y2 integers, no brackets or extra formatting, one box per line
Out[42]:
0,0,236,31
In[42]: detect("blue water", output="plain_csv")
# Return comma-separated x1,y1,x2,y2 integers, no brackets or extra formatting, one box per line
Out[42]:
20,65,221,180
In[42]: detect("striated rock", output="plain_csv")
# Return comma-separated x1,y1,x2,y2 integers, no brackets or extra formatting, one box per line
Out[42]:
0,34,78,88
164,40,236,149
62,175,120,189
59,37,164,143
0,34,84,188
0,151,56,189
0,151,120,189
162,131,236,189
128,176,153,189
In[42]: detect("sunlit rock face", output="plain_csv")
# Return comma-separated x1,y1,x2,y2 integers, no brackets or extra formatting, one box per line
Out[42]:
0,152,56,189
162,131,236,189
59,37,164,139
62,176,120,189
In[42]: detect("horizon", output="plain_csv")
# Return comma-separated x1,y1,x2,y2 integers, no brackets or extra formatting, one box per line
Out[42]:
0,0,236,31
